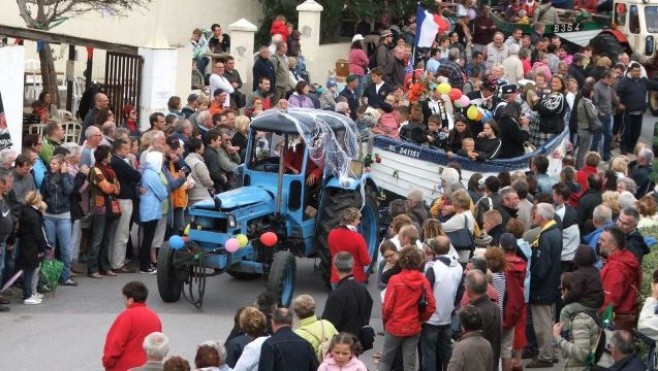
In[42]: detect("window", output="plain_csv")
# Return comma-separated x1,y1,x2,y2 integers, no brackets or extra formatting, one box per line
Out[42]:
646,6,658,33
629,5,640,34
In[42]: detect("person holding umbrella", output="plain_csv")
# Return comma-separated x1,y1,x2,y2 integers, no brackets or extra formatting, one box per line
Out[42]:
17,191,50,305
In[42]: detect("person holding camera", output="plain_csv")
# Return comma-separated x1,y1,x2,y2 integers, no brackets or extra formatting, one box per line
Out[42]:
40,153,76,286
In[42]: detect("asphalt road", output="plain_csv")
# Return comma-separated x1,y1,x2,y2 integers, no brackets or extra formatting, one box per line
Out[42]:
1,111,657,371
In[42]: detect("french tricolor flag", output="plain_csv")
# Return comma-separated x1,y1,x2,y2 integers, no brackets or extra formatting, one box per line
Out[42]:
415,5,449,48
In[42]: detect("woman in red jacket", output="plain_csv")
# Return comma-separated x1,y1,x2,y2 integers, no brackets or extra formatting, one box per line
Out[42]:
499,233,528,371
328,207,372,288
380,246,436,371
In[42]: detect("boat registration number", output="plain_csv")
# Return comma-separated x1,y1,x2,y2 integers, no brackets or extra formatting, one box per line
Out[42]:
553,23,582,33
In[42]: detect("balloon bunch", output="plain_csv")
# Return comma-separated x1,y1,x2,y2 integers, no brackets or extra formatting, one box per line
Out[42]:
466,105,494,123
224,234,250,253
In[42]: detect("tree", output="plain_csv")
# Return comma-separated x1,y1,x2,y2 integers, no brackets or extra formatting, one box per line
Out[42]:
15,0,152,107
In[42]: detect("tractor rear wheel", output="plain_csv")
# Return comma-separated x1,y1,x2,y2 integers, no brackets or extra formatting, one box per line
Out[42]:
266,251,296,307
590,33,625,61
157,244,182,302
315,186,380,288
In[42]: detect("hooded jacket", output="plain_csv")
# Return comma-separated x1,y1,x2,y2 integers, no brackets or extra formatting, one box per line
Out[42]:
503,254,527,330
563,245,604,309
601,248,642,315
383,269,436,337
139,152,168,223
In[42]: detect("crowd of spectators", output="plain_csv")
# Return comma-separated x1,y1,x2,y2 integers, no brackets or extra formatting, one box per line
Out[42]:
7,2,658,370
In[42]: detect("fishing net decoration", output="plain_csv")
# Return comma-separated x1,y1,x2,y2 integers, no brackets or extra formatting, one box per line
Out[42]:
276,108,360,187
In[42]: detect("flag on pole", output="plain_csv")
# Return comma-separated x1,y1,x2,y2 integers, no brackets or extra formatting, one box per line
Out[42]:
415,5,450,48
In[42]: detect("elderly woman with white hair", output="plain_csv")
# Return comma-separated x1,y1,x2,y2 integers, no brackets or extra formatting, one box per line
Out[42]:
134,332,169,370
0,148,17,170
429,167,464,221
407,188,428,227
617,177,637,196
61,142,90,274
503,44,524,84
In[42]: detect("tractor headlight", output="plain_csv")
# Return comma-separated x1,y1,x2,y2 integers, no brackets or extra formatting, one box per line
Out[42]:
227,214,237,228
647,36,655,56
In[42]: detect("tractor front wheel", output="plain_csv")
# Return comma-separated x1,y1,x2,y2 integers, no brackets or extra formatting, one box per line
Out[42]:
157,244,182,302
266,251,296,307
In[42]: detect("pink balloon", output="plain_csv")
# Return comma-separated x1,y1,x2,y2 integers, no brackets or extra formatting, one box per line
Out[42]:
457,95,470,108
225,238,240,253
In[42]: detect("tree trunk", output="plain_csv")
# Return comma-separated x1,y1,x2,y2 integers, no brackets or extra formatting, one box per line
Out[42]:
38,42,60,108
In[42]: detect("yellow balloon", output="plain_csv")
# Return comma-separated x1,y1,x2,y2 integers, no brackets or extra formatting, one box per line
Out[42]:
467,105,479,120
183,223,190,236
437,82,451,95
236,234,249,248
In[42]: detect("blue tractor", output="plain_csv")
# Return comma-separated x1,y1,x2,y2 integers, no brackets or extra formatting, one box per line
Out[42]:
157,108,380,308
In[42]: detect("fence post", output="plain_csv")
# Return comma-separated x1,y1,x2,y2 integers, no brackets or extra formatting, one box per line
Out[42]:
297,0,324,84
229,18,258,94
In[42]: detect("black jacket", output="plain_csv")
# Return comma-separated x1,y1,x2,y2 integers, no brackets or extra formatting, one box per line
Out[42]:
537,93,566,134
420,98,450,128
363,81,393,109
609,354,646,371
625,230,649,264
616,76,658,113
488,224,505,247
17,205,48,270
400,122,428,145
471,295,502,371
40,171,74,214
111,155,141,200
258,326,318,371
203,147,227,193
631,163,652,198
474,137,502,160
498,114,528,159
253,57,276,93
322,275,373,336
497,204,519,230
530,221,563,304
70,172,88,221
339,87,359,120
576,189,602,232
563,245,604,308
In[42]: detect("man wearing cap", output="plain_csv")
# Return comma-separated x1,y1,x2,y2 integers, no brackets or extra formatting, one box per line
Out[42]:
339,75,360,120
498,98,530,159
376,30,394,69
362,67,392,109
493,84,518,119
270,41,290,102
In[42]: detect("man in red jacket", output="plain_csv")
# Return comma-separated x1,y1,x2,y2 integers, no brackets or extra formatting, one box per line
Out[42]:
102,281,162,371
599,226,642,332
327,207,371,288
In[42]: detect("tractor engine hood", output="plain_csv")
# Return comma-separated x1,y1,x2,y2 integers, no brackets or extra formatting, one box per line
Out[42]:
193,186,274,211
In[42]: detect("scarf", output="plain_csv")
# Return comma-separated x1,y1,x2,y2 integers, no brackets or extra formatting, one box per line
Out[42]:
95,162,116,183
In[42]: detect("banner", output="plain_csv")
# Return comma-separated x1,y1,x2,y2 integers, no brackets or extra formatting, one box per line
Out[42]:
0,91,13,150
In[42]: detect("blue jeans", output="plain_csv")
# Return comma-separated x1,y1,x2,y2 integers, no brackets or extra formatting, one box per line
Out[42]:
591,114,613,160
44,216,72,281
421,323,453,371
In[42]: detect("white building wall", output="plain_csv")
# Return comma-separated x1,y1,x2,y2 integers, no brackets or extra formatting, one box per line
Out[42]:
0,0,263,82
